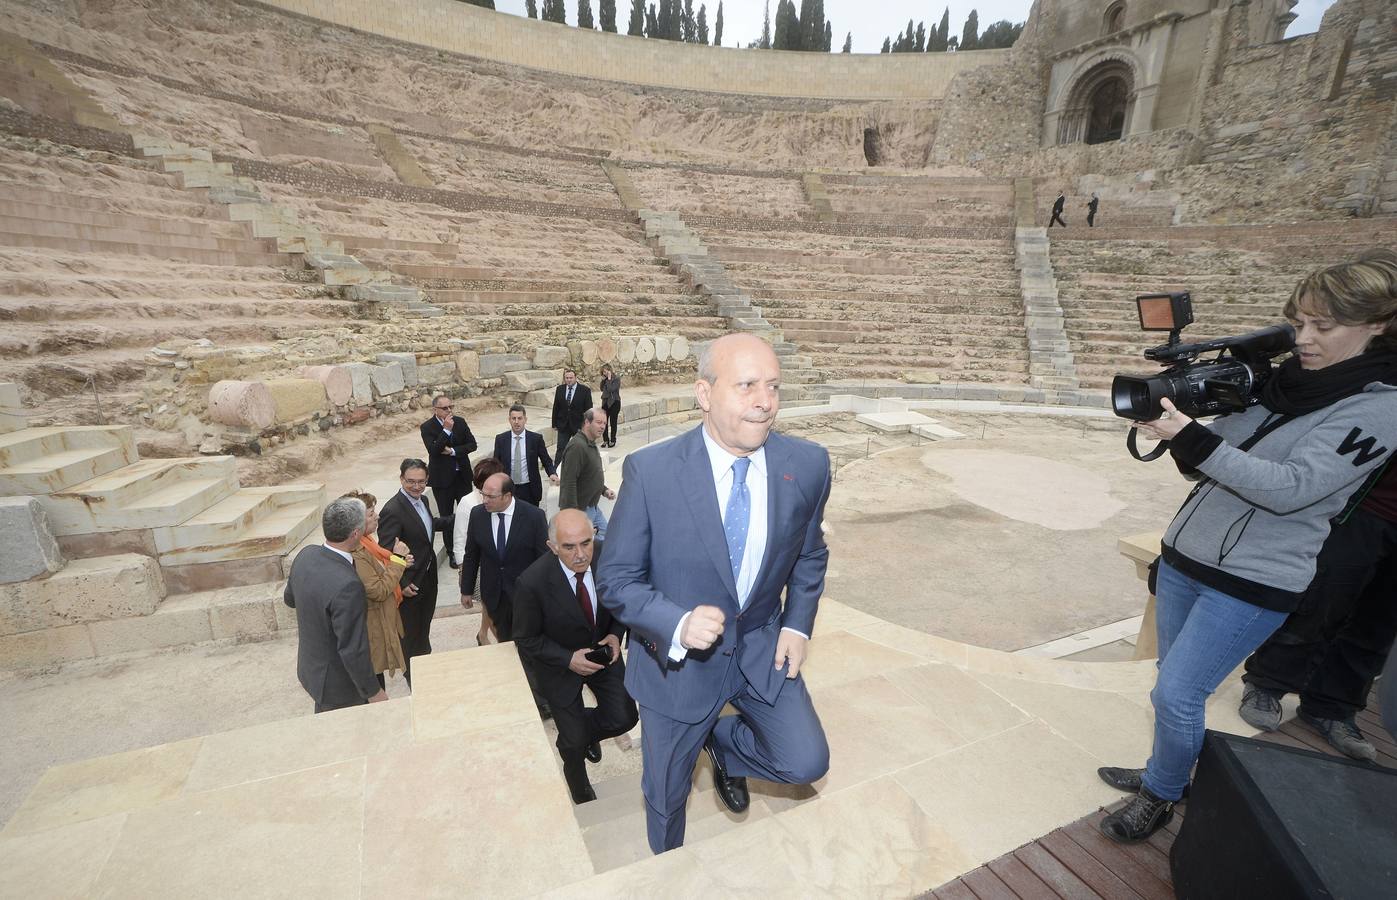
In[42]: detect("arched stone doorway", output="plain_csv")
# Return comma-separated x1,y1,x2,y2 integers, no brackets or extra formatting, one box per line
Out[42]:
1056,59,1135,145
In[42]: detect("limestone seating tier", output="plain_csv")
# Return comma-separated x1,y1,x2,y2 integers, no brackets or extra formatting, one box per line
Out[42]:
43,456,239,535
150,483,322,568
0,425,137,496
0,599,1270,896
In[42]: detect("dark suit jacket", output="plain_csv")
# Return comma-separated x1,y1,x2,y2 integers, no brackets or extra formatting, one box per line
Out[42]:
551,383,593,434
493,429,556,488
459,499,550,619
376,490,448,594
513,545,625,706
597,425,833,724
420,415,477,490
284,545,379,709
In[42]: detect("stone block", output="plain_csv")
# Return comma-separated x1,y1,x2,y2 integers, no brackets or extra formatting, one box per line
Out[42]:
0,497,64,585
653,336,672,361
454,351,480,380
532,345,568,369
416,362,456,385
596,338,617,363
207,381,275,431
0,383,20,408
375,353,418,387
634,338,656,363
266,379,329,425
580,341,599,365
616,337,636,364
503,370,560,393
297,366,353,407
343,363,373,405
210,597,278,641
671,337,691,360
88,604,214,656
0,554,163,635
479,354,530,377
369,364,406,398
0,623,95,670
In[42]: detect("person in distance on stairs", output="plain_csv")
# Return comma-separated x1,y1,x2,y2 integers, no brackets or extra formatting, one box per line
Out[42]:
1086,193,1099,228
513,509,637,804
1049,190,1067,228
1098,255,1397,843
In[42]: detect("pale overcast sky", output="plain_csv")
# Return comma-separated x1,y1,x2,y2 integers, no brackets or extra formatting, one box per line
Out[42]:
489,0,1335,53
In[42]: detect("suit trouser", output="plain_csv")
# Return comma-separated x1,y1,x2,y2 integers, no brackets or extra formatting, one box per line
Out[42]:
639,661,828,854
514,479,543,506
556,428,576,462
431,480,469,554
1243,508,1397,720
552,662,639,796
398,566,437,686
602,401,620,444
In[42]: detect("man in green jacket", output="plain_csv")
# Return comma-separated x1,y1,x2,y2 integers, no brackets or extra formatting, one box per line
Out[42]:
559,407,615,538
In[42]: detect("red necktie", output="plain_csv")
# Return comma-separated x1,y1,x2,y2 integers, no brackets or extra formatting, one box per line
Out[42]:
575,572,595,630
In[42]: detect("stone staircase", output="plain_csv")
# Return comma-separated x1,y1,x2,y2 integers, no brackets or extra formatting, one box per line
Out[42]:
1016,228,1079,392
0,383,323,669
637,210,822,385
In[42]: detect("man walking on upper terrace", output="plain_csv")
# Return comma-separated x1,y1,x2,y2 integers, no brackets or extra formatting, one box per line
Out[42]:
552,369,592,461
1049,191,1067,228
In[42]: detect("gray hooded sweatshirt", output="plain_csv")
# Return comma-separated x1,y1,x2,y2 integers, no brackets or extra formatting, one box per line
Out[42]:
1162,382,1397,611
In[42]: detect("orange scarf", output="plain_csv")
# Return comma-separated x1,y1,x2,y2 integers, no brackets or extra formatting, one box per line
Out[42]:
362,536,405,607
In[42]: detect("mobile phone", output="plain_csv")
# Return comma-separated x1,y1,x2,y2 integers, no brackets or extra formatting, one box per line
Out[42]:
584,644,612,665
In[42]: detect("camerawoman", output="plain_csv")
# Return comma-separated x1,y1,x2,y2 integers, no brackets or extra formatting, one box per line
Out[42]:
1093,254,1397,845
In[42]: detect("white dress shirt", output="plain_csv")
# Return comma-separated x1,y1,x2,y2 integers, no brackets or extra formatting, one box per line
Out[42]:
491,498,517,553
559,558,598,621
510,431,530,485
323,544,354,566
668,428,806,660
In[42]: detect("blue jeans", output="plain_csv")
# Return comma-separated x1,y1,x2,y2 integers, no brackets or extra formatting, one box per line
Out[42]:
1143,560,1288,800
584,505,608,540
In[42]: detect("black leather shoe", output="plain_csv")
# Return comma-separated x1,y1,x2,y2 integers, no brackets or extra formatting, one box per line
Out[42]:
570,784,597,804
1100,787,1175,843
448,554,460,570
704,734,749,814
1098,766,1190,798
585,740,602,763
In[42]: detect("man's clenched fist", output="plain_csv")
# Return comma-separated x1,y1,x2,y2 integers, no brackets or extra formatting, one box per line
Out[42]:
681,605,726,651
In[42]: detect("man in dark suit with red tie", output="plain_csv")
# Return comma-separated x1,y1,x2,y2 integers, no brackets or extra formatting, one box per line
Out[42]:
376,459,451,688
420,395,477,566
514,508,637,803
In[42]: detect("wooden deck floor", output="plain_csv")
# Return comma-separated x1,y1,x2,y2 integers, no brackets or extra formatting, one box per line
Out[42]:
928,688,1394,899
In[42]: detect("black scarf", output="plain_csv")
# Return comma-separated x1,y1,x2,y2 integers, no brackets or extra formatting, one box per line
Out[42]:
1261,350,1397,416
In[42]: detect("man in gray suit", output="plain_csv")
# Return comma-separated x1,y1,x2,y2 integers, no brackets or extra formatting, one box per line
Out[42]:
598,333,832,854
285,497,388,713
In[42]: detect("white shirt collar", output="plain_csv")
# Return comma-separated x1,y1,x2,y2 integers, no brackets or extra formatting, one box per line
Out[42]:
557,557,593,584
323,544,354,566
701,426,766,485
493,498,516,518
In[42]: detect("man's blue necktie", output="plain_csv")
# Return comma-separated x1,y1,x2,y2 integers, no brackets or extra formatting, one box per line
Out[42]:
725,457,751,596
496,512,507,558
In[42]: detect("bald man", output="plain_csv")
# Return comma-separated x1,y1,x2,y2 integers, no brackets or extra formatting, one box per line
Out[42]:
598,333,832,853
514,509,637,804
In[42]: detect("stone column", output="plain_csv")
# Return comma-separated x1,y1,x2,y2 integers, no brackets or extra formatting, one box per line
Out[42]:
1129,84,1160,137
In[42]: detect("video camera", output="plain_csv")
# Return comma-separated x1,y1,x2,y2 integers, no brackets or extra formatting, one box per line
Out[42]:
1111,292,1295,461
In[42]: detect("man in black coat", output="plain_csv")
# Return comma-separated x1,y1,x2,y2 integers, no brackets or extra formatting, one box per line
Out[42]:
420,394,477,566
551,369,592,462
458,472,550,641
493,404,558,507
1049,191,1067,228
284,497,388,712
376,458,450,687
514,508,637,803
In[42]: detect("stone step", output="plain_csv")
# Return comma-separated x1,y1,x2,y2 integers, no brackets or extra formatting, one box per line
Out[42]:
44,456,239,535
0,199,248,240
0,214,271,254
0,231,289,268
152,484,324,568
502,369,561,392
0,426,138,496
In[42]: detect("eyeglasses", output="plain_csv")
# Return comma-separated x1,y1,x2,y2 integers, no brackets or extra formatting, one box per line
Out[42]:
403,478,428,487
435,405,452,411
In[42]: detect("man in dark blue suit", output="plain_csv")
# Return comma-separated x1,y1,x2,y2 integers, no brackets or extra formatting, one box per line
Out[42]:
492,404,557,507
598,333,832,854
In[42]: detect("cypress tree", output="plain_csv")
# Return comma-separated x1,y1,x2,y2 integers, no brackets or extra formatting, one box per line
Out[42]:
960,10,978,50
682,0,695,41
880,36,890,53
697,3,709,43
578,0,594,29
627,0,644,34
933,7,949,50
946,35,958,51
914,21,925,52
542,0,566,23
816,0,828,50
526,0,538,17
824,21,831,51
759,0,771,49
600,0,617,31
797,0,814,51
669,0,683,39
714,0,723,45
656,0,671,39
841,31,852,52
646,3,658,36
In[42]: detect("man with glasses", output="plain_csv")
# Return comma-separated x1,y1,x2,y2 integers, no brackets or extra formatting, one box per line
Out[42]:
377,459,451,687
421,394,477,568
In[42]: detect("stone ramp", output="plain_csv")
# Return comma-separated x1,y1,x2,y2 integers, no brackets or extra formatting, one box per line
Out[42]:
0,597,1273,896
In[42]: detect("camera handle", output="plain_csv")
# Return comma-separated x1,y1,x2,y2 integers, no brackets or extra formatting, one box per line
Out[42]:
1127,426,1171,462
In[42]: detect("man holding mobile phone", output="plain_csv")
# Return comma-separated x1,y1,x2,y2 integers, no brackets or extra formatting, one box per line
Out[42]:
513,508,637,804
